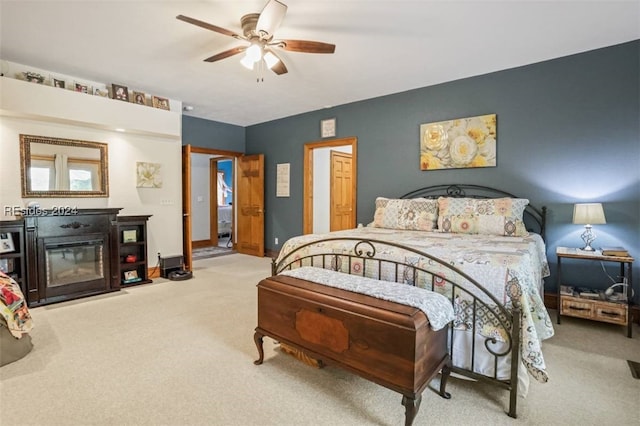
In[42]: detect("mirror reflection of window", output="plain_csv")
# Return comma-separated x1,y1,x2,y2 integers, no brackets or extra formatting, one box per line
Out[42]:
30,166,52,191
20,134,109,198
69,169,93,190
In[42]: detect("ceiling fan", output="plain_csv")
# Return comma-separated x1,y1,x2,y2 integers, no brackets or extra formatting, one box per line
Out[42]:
177,0,335,77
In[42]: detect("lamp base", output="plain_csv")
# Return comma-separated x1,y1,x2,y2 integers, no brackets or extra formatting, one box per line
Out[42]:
580,226,597,252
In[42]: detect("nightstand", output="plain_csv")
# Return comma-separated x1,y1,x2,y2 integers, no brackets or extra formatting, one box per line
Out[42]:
556,247,633,338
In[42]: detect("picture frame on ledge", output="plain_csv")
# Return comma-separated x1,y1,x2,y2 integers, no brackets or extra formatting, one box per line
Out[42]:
75,83,88,94
53,78,65,89
94,87,109,97
133,91,146,105
152,95,170,110
112,83,129,101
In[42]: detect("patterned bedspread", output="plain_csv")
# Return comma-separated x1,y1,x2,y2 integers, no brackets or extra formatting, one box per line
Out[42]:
281,266,455,331
275,227,554,383
0,271,33,338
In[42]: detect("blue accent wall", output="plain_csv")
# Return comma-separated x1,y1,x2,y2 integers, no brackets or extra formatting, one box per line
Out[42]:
243,40,639,301
218,159,233,205
182,41,639,301
182,115,245,152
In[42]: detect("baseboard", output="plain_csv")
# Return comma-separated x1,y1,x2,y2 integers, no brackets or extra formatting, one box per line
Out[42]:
265,249,279,259
192,239,214,249
544,292,640,325
148,266,160,279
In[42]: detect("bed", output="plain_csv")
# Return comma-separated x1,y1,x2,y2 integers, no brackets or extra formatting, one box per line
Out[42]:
261,184,554,418
217,205,232,237
1,271,34,366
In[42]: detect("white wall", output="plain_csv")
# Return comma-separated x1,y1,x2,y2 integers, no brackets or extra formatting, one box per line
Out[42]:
312,145,352,234
0,76,183,264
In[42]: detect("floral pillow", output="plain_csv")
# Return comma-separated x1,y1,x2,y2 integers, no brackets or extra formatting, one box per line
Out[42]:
373,197,438,231
437,197,529,237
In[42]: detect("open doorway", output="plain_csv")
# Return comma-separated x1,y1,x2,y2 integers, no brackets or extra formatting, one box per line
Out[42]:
191,154,235,260
182,146,242,267
303,137,357,234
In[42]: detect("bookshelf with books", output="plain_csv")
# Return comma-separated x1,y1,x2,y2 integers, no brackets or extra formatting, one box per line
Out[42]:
0,220,26,292
117,215,152,287
556,246,633,337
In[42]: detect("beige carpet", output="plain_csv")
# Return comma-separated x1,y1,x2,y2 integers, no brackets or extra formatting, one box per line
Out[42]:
1,254,639,426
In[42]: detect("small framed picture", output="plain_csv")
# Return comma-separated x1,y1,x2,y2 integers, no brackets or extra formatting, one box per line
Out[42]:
152,95,170,110
321,118,336,138
124,270,139,280
53,78,66,89
94,87,109,97
75,83,88,94
112,83,129,101
122,230,137,243
133,91,146,105
94,88,109,97
0,233,15,254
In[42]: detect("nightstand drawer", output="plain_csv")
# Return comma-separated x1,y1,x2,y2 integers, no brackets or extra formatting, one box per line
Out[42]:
561,297,594,319
594,303,627,325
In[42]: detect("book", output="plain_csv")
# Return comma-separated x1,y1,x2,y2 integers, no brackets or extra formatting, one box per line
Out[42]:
560,285,575,296
601,246,629,257
576,287,601,299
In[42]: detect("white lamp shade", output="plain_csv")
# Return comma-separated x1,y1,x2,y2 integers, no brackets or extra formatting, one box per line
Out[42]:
245,44,262,62
240,55,255,70
572,203,606,225
263,51,279,69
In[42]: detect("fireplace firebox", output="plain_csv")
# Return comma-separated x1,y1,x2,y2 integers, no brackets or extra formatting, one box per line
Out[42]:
24,209,121,306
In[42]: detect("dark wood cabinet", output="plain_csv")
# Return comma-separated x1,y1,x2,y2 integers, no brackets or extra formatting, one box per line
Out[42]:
117,215,152,286
0,219,27,292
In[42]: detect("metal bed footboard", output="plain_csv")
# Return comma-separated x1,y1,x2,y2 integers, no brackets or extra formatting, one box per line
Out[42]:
273,237,522,418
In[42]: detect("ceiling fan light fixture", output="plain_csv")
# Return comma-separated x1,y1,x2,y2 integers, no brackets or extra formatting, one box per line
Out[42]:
246,43,262,62
263,51,279,69
240,55,255,70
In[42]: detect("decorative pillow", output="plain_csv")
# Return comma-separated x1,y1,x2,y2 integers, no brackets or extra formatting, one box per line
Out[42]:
437,197,529,237
372,197,438,231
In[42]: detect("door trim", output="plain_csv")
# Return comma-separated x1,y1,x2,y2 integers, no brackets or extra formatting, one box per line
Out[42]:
303,137,357,235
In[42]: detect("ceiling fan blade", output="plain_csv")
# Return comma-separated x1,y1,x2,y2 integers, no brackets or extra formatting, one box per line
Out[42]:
176,15,244,40
204,46,247,62
265,49,288,75
276,40,335,54
256,0,287,37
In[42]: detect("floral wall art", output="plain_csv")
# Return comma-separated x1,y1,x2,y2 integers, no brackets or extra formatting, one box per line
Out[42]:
136,162,163,188
420,114,496,170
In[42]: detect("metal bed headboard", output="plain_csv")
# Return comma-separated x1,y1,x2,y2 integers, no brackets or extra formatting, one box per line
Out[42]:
400,184,547,240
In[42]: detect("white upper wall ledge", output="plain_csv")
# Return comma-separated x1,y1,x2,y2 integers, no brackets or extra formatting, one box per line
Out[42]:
0,77,181,140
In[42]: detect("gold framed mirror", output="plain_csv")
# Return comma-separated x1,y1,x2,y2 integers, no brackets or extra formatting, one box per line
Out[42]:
20,134,109,198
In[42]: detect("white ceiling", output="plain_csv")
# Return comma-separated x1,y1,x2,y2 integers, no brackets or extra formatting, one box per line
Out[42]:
1,1,638,127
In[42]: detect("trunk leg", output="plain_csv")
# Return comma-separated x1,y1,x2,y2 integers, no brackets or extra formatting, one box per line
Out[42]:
253,331,265,365
401,394,421,426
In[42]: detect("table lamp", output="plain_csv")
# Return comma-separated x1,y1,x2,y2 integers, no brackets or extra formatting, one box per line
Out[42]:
572,203,606,251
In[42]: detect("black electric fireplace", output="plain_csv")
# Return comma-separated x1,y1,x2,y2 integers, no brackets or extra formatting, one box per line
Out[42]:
24,208,121,307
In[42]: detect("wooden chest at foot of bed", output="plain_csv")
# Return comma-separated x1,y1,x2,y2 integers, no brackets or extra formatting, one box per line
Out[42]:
254,275,450,400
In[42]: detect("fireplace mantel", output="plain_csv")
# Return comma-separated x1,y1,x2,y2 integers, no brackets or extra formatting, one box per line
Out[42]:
23,208,122,306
